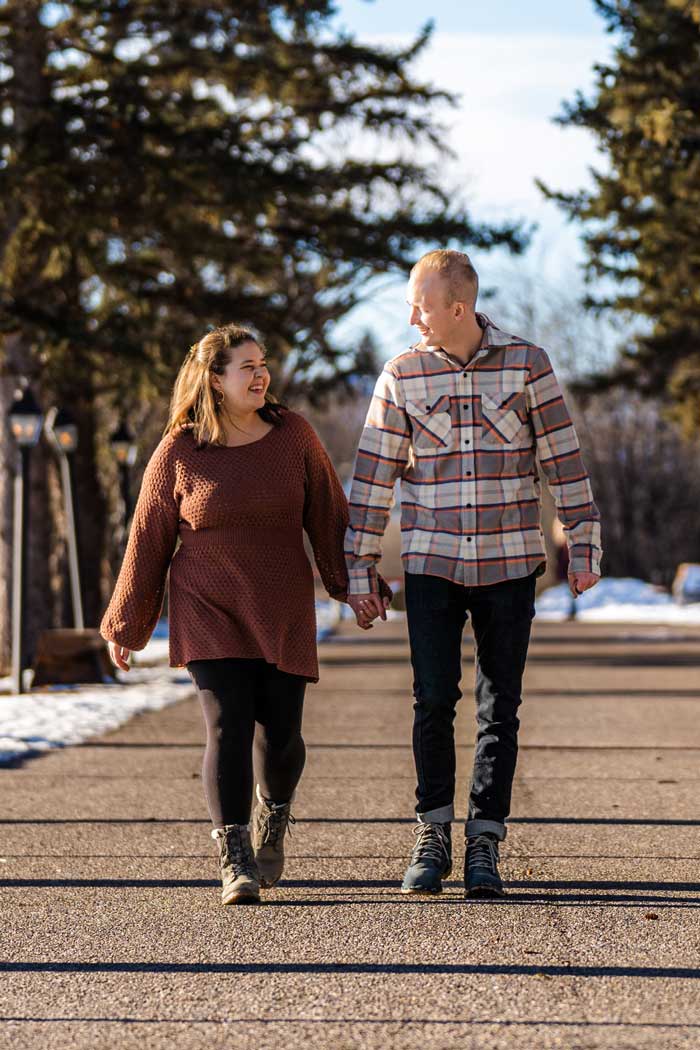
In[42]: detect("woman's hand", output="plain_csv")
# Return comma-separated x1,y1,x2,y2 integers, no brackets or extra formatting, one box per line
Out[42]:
107,641,132,672
347,593,390,630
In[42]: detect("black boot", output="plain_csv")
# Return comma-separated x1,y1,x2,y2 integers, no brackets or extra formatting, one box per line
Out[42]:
401,821,452,894
465,833,504,898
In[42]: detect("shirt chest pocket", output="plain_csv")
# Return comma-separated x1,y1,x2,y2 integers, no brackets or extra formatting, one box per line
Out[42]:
405,394,453,456
480,390,528,446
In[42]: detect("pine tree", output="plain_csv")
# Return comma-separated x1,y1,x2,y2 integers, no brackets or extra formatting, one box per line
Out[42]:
538,0,700,434
1,0,526,395
0,1,528,668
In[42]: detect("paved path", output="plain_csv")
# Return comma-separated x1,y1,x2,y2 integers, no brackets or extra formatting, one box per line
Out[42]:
2,618,700,1049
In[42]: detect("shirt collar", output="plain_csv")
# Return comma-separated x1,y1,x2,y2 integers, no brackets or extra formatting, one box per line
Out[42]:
475,312,513,348
428,313,514,368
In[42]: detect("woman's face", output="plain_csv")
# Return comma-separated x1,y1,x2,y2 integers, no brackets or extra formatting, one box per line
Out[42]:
212,340,270,415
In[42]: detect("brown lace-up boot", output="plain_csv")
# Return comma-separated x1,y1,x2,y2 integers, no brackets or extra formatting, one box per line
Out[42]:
210,824,260,905
251,785,296,888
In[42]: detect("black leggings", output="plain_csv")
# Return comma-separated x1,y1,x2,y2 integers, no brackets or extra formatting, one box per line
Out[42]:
187,658,307,827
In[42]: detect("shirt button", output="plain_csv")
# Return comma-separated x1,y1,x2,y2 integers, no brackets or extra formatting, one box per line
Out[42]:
466,471,472,476
467,537,472,542
467,502,472,507
463,404,469,410
425,405,431,411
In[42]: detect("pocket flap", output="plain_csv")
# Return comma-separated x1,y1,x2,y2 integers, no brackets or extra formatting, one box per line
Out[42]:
406,394,451,417
482,390,525,414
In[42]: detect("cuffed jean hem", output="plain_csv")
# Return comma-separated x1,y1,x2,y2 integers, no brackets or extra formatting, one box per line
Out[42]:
466,818,507,841
418,804,455,824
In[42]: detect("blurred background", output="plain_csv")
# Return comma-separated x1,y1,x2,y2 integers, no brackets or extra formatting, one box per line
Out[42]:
2,0,700,679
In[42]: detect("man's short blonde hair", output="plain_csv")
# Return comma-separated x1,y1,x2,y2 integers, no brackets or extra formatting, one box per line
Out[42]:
411,249,479,307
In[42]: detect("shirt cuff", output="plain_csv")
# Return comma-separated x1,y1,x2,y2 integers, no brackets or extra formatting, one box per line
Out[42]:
568,546,602,576
347,566,379,595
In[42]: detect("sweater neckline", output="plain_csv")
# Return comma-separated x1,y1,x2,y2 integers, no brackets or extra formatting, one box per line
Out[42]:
217,423,277,450
186,422,279,451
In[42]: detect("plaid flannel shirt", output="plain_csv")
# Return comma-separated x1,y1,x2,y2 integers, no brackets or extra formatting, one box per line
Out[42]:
344,314,602,594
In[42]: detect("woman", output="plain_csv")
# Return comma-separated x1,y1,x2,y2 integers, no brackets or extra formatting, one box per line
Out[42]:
100,323,389,905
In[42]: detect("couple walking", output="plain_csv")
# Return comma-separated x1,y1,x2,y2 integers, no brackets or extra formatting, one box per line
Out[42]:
100,249,602,905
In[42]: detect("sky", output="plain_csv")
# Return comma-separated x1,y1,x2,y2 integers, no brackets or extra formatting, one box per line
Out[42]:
332,0,606,37
328,0,618,356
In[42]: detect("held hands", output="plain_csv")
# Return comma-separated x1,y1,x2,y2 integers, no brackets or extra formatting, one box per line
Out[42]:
568,571,599,598
347,593,391,630
107,641,132,672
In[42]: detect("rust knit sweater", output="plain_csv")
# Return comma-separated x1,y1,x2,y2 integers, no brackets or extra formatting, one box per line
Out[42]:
99,409,349,681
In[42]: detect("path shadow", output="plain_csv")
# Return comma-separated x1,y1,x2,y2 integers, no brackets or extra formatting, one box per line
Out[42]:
1,1016,699,1029
2,877,698,908
1,815,699,826
526,653,700,667
3,960,700,978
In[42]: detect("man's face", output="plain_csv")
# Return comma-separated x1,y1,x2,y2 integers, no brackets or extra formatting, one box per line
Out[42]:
406,270,454,347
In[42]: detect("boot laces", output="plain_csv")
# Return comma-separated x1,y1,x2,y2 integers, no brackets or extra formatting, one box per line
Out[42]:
212,826,257,878
410,822,450,867
257,801,295,848
467,834,499,874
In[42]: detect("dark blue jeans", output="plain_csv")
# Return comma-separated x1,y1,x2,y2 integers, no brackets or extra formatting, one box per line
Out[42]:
404,570,537,841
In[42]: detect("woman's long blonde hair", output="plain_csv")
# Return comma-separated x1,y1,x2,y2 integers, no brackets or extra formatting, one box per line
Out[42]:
163,323,283,447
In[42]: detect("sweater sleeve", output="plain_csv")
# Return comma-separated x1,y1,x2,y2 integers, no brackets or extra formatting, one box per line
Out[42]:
100,436,180,650
301,419,350,601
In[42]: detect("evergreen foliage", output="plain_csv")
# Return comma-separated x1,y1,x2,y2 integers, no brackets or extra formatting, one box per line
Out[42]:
0,0,526,408
538,0,700,434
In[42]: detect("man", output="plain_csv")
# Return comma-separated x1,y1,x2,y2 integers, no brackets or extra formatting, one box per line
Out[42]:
345,249,601,897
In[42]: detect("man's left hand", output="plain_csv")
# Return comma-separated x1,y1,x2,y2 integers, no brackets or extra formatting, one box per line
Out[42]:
568,571,599,598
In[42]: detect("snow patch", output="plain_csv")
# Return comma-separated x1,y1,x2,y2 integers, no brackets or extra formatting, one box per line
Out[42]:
0,662,193,766
0,601,345,766
536,577,700,623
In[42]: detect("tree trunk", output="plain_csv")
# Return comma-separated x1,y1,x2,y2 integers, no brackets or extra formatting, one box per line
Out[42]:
0,335,58,674
0,341,25,674
0,5,57,674
72,391,109,628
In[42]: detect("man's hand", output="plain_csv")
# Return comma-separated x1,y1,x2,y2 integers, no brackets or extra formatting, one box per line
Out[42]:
107,641,132,671
568,572,599,598
347,592,390,630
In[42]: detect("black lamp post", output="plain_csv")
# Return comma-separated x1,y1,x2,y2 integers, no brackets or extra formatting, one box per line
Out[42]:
45,406,83,629
7,386,44,694
109,420,137,543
